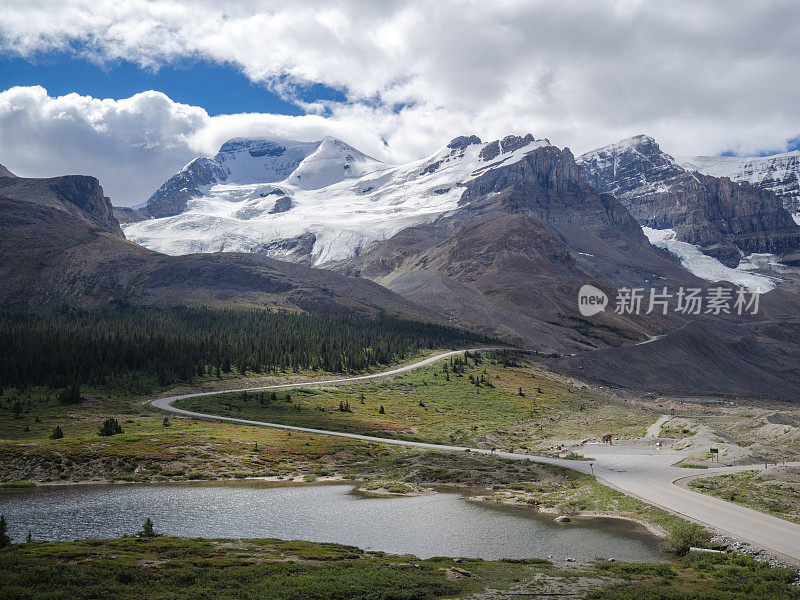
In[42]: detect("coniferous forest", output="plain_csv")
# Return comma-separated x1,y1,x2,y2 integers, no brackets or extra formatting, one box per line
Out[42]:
0,306,487,391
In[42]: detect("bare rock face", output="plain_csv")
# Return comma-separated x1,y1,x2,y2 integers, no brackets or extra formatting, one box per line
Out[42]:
0,163,16,178
0,175,123,237
578,135,800,266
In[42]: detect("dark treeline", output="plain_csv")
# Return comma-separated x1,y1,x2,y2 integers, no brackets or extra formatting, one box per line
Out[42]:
0,306,487,390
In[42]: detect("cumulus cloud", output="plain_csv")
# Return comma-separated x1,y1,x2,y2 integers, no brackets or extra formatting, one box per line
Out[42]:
1,0,800,204
0,86,206,204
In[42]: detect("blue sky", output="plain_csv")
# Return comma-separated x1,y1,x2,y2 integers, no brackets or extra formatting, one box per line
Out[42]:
0,52,345,117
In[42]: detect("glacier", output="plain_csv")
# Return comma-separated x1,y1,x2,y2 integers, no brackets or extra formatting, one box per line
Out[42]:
642,227,777,292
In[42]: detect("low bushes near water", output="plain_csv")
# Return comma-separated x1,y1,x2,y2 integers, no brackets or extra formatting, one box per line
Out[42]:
660,521,712,556
0,536,797,599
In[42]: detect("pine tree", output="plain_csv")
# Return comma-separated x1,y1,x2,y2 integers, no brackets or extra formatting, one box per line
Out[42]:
26,531,32,543
138,518,157,538
0,515,11,548
162,417,171,427
98,418,123,436
50,425,64,439
378,405,385,414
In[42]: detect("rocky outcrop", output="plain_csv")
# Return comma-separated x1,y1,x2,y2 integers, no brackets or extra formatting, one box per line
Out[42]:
0,175,123,237
578,135,800,266
0,163,16,178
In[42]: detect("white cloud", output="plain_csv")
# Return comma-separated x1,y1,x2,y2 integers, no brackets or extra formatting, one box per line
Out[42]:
1,0,800,204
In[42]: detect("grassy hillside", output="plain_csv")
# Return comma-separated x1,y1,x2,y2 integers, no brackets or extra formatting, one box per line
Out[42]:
175,353,654,448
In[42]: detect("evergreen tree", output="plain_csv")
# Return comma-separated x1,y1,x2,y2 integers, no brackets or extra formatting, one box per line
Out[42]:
378,405,385,414
138,518,157,538
0,515,11,548
162,417,171,427
50,425,63,439
98,418,124,437
26,531,32,543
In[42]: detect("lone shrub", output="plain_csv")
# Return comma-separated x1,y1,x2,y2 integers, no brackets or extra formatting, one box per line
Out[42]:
50,425,64,439
58,381,84,405
662,521,711,556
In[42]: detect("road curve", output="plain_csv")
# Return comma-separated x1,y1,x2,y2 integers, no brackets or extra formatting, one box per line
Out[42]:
151,347,584,470
151,348,800,565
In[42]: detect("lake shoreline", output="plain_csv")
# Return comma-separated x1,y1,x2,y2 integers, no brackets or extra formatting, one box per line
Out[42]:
4,475,668,543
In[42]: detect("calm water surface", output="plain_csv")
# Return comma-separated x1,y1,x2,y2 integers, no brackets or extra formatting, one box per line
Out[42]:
0,481,664,562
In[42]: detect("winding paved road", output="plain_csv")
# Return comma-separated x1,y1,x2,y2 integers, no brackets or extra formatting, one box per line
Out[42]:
151,348,800,565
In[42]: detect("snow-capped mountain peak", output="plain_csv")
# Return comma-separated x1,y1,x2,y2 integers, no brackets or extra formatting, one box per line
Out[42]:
211,137,321,185
286,136,386,190
123,133,552,264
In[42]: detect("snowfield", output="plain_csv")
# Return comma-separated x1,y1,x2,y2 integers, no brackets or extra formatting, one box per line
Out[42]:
123,135,551,265
642,227,777,292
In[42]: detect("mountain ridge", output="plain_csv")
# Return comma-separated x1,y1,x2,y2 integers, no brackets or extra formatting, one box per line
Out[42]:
678,150,800,213
577,135,800,267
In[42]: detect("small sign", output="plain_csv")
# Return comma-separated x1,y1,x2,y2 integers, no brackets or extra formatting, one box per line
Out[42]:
710,448,719,454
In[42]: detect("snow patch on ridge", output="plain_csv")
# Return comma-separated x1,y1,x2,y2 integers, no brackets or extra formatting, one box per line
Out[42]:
643,227,777,292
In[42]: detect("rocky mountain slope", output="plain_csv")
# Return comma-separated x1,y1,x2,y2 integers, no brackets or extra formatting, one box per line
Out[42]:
330,139,700,351
0,174,124,236
0,175,438,319
0,163,15,178
679,151,800,214
577,135,800,267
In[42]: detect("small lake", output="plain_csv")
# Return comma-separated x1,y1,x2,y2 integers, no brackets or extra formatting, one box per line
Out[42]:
0,481,664,562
